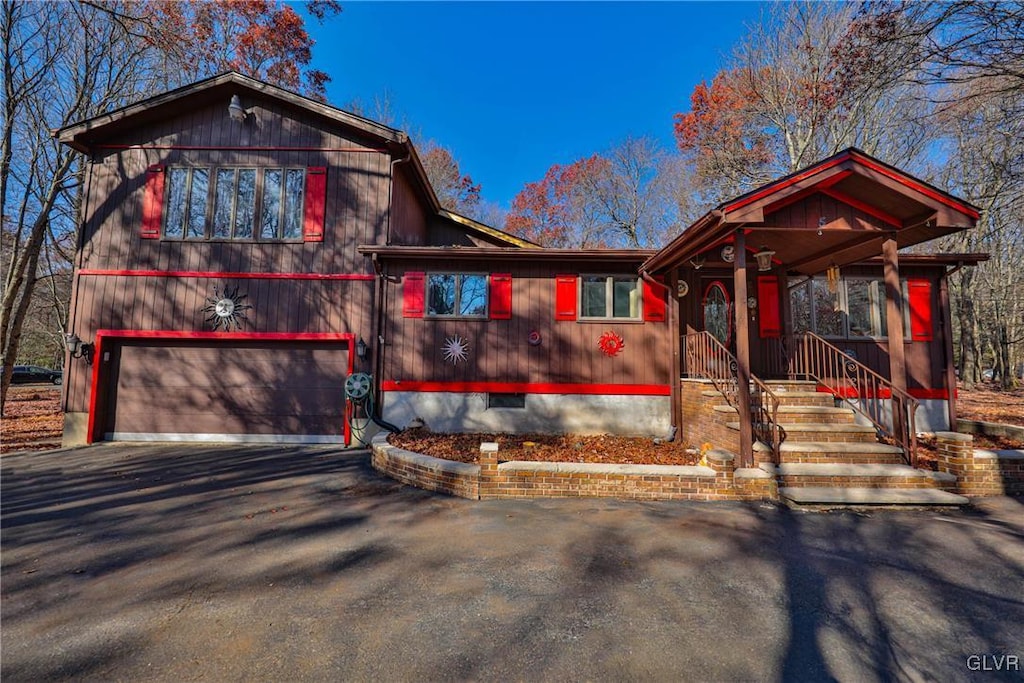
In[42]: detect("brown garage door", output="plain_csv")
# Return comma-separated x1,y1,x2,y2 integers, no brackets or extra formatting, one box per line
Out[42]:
104,340,348,443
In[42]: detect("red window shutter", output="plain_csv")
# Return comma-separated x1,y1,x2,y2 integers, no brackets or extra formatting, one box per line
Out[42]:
554,275,577,321
303,166,327,242
642,276,667,322
908,279,933,341
141,165,165,239
758,276,782,338
490,273,512,320
403,272,425,318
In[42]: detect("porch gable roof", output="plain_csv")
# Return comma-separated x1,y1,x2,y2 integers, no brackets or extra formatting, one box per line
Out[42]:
643,148,981,276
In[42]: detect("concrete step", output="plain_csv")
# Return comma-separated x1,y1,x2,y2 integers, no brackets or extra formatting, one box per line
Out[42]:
764,462,956,490
729,421,878,443
780,486,968,507
714,404,856,424
777,441,906,465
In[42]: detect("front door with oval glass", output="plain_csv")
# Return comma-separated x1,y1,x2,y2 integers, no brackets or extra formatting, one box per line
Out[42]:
702,280,732,346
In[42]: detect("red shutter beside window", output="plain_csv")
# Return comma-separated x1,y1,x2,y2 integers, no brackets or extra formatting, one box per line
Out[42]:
555,275,577,321
908,279,933,341
303,166,327,242
403,272,425,318
642,276,667,322
490,273,512,320
758,276,782,338
141,165,165,239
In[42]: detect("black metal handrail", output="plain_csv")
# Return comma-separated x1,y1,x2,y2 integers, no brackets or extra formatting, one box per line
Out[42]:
791,332,919,467
683,330,783,463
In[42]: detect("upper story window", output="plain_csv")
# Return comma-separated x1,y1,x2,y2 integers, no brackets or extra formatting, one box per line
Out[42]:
163,166,306,241
427,273,488,318
580,275,641,320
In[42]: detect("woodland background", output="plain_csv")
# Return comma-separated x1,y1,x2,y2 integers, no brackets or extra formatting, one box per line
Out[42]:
2,1,1022,415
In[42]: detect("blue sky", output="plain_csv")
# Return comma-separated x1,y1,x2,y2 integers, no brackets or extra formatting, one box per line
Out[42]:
308,2,766,209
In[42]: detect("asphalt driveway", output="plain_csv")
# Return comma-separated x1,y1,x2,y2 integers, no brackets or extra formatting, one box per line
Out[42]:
2,444,1022,682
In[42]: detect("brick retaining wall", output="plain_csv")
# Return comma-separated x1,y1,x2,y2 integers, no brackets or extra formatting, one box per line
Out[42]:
934,432,1024,497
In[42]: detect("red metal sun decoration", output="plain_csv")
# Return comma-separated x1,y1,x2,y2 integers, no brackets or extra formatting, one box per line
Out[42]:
597,331,625,357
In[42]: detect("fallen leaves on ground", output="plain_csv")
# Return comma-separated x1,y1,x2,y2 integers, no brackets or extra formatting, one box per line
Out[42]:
1,387,62,453
956,381,1024,427
389,430,700,466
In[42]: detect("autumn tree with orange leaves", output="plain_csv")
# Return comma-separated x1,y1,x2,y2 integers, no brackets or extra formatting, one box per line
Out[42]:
148,0,341,100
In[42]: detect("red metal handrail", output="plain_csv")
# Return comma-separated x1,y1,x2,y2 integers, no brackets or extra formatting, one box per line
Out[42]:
683,330,783,463
791,332,919,467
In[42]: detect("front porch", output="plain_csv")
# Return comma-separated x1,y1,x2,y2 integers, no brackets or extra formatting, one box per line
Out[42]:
643,149,985,503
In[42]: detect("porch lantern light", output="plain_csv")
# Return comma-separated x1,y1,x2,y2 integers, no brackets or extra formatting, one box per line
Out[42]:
64,333,94,364
356,337,368,360
228,94,248,123
754,245,776,272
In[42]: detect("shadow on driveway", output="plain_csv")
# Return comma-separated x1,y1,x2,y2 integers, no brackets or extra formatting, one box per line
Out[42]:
2,444,1023,681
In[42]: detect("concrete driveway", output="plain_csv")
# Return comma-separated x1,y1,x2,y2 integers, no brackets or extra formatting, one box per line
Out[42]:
2,444,1022,682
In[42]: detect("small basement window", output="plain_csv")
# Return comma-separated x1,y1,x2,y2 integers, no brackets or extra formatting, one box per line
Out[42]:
487,393,526,409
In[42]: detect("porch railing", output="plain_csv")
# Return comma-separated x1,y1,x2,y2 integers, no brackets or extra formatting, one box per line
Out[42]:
684,330,783,463
790,332,919,467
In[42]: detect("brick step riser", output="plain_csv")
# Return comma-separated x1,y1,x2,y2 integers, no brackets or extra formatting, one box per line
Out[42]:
776,414,857,425
776,452,907,465
774,397,837,408
781,431,879,443
779,476,954,491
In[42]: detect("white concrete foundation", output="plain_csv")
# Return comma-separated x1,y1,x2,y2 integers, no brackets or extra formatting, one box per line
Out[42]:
383,391,672,436
843,398,951,432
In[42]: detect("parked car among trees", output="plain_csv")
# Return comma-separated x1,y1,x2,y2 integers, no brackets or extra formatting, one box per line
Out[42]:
10,365,63,385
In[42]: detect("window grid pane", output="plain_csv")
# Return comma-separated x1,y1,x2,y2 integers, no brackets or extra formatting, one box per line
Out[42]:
261,169,282,239
185,169,208,239
283,169,304,239
164,168,188,238
234,169,256,238
582,277,607,317
612,278,638,318
428,274,456,316
213,169,235,238
459,275,488,316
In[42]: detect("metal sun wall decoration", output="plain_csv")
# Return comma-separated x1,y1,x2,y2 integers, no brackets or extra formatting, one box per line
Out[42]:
442,335,469,364
597,331,625,357
202,285,253,331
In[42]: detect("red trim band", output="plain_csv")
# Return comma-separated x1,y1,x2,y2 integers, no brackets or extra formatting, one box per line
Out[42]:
817,386,955,400
849,152,981,219
381,380,671,396
78,269,375,281
87,330,355,446
723,156,848,213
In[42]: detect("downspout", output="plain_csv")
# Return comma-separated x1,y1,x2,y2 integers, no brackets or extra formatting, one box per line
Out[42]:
374,150,411,424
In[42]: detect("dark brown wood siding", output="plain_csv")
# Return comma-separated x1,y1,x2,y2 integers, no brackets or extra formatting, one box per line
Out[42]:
67,95,389,416
389,170,428,245
381,259,673,387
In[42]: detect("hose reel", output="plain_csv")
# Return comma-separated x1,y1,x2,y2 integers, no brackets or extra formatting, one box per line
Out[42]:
345,372,373,402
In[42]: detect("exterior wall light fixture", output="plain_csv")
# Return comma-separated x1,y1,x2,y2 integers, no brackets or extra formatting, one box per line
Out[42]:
64,333,94,364
754,246,776,272
228,94,250,123
356,337,368,360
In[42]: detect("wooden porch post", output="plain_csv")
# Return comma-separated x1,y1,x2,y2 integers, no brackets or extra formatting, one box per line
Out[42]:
882,237,907,441
669,268,682,434
734,230,753,467
882,238,907,393
778,270,794,379
939,269,957,429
